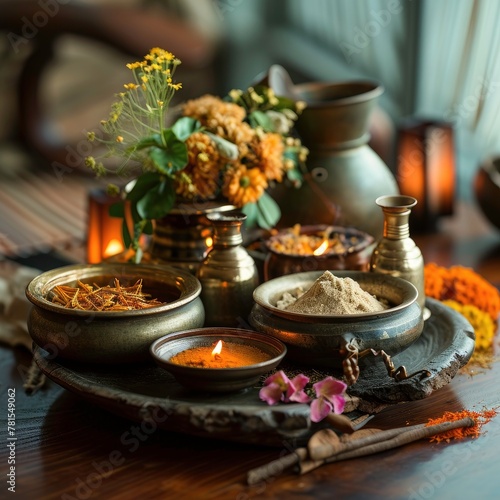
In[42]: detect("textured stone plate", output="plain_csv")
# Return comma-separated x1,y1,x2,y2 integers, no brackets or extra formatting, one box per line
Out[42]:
33,299,474,447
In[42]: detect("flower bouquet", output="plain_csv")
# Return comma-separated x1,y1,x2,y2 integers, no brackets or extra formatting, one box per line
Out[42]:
85,47,308,262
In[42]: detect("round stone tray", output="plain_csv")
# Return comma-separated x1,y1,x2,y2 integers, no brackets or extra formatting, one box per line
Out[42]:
33,299,474,447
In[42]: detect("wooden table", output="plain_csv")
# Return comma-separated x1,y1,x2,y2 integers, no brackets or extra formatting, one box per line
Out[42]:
1,202,500,500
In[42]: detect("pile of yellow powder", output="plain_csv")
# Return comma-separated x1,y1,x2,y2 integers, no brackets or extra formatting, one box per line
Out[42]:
282,271,388,315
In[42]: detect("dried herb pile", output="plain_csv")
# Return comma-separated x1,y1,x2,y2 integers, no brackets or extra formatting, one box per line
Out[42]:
50,279,164,311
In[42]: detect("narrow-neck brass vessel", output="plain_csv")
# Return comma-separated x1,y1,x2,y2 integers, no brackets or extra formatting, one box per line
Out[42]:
197,212,259,327
370,195,425,312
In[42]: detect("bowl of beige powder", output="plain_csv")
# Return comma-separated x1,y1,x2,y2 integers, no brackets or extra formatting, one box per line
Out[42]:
249,270,423,368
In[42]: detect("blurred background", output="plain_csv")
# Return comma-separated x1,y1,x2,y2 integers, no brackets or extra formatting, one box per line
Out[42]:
1,0,499,257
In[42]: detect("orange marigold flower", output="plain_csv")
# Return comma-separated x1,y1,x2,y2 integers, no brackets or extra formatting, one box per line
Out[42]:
175,132,221,200
253,132,285,182
424,263,500,322
182,95,246,126
224,119,255,157
223,164,268,207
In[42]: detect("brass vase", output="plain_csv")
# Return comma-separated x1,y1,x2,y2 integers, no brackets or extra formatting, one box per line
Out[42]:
369,195,425,313
268,80,399,239
196,212,259,327
148,200,235,273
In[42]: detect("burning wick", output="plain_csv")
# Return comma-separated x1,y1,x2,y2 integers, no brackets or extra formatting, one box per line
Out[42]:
313,239,329,256
212,340,223,360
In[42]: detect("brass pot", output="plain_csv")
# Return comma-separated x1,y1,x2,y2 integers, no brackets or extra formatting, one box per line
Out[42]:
249,270,423,369
26,263,205,364
263,225,374,280
268,80,399,239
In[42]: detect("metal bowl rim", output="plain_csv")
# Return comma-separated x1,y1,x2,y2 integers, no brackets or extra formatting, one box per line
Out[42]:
264,224,374,258
150,327,287,373
25,263,202,317
253,270,418,321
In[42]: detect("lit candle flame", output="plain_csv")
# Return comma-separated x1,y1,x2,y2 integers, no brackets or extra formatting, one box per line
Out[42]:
313,239,329,256
103,238,124,257
205,236,213,248
212,340,223,357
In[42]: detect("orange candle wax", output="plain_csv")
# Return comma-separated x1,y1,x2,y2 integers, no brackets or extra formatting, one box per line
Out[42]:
169,341,270,368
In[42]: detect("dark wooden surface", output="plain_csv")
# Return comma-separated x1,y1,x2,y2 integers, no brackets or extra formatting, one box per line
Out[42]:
1,201,500,500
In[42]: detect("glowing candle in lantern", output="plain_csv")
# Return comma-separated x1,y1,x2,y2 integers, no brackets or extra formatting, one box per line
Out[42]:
396,119,455,231
103,239,124,259
87,189,125,263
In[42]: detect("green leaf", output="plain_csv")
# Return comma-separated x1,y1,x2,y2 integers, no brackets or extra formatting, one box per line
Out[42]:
129,201,142,224
252,86,297,110
121,219,132,248
134,134,162,150
143,220,154,235
109,202,125,218
241,202,258,228
171,117,202,141
256,191,281,229
126,172,163,202
136,178,176,220
149,130,188,173
286,167,303,186
248,110,273,131
204,132,239,160
274,95,298,111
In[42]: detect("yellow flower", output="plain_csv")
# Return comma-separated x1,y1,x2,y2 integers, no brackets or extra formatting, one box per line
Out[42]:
223,164,268,206
295,101,307,113
84,157,106,177
107,184,120,197
248,87,264,104
443,300,496,351
124,83,139,90
229,89,243,101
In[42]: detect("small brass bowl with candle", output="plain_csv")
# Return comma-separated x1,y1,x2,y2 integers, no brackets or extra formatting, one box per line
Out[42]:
150,327,287,392
26,263,205,364
250,270,424,383
263,225,375,281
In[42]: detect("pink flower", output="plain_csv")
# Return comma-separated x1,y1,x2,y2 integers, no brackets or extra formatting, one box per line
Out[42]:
286,374,311,403
259,370,311,405
309,377,347,422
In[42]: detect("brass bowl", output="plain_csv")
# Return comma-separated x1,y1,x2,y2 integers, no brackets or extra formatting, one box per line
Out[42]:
150,327,287,392
264,225,375,280
26,263,205,364
250,270,423,368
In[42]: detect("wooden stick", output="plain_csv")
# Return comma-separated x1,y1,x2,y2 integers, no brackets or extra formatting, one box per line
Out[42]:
247,416,476,483
247,447,308,485
299,417,475,474
309,422,426,460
